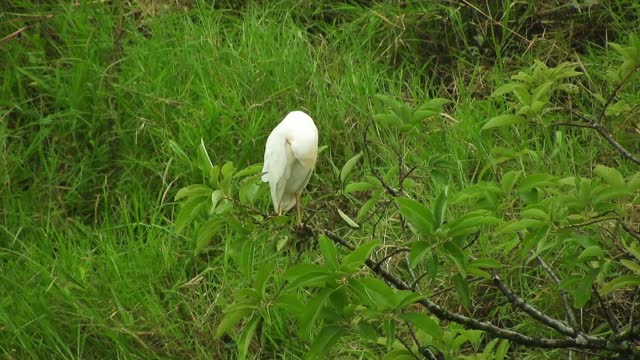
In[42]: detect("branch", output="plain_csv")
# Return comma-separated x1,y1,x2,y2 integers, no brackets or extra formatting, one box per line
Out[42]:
593,285,620,335
597,64,640,124
517,232,581,332
492,273,577,337
373,247,410,269
619,220,640,242
314,227,636,354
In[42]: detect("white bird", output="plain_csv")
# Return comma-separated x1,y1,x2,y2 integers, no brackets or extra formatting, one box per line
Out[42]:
262,111,318,223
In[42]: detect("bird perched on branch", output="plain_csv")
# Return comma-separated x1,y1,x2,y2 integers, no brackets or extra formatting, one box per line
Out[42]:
261,111,318,223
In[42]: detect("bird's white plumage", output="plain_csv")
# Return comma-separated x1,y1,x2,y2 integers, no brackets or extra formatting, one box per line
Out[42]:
262,111,318,214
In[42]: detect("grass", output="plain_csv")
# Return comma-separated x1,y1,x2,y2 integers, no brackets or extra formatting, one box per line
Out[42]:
1,0,639,359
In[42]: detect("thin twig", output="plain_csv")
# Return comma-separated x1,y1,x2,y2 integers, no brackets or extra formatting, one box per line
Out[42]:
597,64,640,124
517,232,581,331
619,221,640,242
373,247,410,269
592,285,620,335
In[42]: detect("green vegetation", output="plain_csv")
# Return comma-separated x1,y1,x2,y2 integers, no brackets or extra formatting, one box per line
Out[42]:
2,1,640,359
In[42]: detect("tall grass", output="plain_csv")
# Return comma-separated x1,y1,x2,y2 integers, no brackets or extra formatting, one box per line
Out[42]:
1,0,638,358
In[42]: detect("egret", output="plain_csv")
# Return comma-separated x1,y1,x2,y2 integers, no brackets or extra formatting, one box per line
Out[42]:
261,111,318,223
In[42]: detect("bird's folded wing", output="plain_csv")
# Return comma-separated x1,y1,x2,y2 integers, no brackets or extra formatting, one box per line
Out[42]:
262,135,290,211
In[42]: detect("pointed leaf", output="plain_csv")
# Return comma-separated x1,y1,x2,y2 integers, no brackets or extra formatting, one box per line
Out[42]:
318,234,339,270
395,197,435,236
340,152,363,184
409,241,430,269
399,312,442,338
305,325,345,360
594,165,625,187
344,181,377,193
600,276,640,296
342,240,380,270
482,115,524,130
175,184,213,201
215,307,254,338
238,315,261,360
337,208,359,228
433,186,448,227
453,274,472,311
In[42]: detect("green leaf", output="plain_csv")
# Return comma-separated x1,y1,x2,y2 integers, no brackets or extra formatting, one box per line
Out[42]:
482,114,524,130
360,277,399,309
600,275,640,296
531,81,552,104
433,186,448,227
209,189,224,214
409,241,430,269
592,186,632,204
175,184,213,201
446,210,502,238
470,258,501,269
495,219,544,235
318,234,339,270
395,197,435,236
501,170,522,194
237,315,261,360
594,165,625,187
384,318,395,350
195,218,222,255
344,181,377,193
574,270,596,308
426,254,439,280
209,165,220,187
513,87,532,106
254,262,275,298
221,161,235,179
175,197,206,233
605,100,631,117
492,82,526,97
301,288,334,337
620,260,640,276
578,246,604,260
398,312,442,338
357,193,381,222
444,241,467,277
233,163,263,178
521,208,548,221
215,307,254,338
517,173,557,192
337,208,359,228
340,152,363,184
276,236,290,251
342,240,380,271
375,94,403,114
421,97,450,108
397,291,427,308
496,340,510,360
382,350,415,360
197,138,213,173
285,263,329,281
305,326,345,360
454,274,472,312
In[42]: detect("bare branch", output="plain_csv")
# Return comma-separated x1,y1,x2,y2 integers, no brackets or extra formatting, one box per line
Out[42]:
314,227,636,354
373,247,410,269
516,232,581,332
597,64,640,124
619,220,640,242
492,273,577,337
592,285,620,335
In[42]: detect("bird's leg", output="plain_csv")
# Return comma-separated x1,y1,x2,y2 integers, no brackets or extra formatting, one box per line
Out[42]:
295,193,302,225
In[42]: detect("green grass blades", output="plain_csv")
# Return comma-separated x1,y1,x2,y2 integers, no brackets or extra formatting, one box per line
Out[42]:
2,1,640,359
